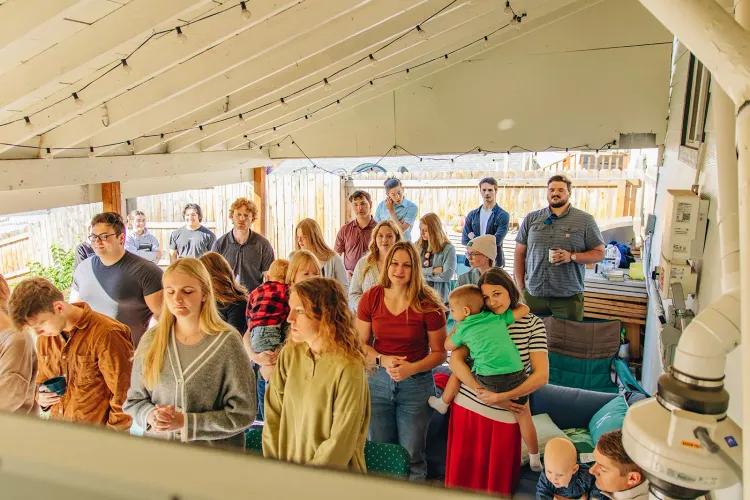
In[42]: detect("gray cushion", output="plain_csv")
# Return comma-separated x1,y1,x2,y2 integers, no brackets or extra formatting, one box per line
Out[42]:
530,384,619,430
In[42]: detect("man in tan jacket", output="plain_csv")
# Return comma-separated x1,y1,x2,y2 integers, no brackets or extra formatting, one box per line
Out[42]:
8,277,133,429
0,273,37,414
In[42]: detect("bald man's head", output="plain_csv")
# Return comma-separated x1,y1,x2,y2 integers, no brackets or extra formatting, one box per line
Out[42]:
544,437,579,489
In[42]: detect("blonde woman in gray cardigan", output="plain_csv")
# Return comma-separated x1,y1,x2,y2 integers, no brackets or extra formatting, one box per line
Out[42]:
125,258,256,448
348,220,401,311
418,213,457,304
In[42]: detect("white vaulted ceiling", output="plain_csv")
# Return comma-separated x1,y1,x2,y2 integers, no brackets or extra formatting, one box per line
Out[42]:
0,0,671,162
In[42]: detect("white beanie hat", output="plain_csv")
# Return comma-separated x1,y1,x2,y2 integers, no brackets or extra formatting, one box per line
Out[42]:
467,234,497,262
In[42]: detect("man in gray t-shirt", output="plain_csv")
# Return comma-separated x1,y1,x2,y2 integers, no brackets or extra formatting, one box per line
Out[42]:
169,203,216,262
71,212,163,346
515,175,604,321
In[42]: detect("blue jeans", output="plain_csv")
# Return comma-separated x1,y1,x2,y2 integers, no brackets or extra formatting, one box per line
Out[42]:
256,368,266,421
368,367,435,480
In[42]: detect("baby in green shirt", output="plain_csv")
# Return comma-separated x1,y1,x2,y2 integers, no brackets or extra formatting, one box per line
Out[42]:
428,283,541,471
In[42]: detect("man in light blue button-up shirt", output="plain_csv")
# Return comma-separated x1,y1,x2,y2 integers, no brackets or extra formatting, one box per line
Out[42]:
374,177,418,242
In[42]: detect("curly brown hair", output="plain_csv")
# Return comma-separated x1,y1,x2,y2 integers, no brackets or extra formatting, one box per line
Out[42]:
291,278,365,365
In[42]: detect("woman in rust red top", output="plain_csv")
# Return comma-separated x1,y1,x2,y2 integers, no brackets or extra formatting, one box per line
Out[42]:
356,241,447,480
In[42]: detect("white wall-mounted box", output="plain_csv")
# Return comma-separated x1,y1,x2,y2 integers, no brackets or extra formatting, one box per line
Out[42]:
660,189,709,263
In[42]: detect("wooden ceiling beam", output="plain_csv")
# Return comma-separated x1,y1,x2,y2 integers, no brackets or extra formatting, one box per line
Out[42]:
225,0,595,153
37,0,369,155
0,0,299,155
147,0,445,154
0,0,213,112
211,0,517,151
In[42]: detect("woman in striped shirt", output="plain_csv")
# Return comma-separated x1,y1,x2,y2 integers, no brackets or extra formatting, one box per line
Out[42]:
445,269,549,495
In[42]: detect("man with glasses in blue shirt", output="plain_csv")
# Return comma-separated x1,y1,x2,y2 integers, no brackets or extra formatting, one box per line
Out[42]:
514,175,605,320
70,212,163,347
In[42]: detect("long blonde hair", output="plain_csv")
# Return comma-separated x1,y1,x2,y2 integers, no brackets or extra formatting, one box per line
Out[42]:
291,278,365,365
141,258,234,390
418,212,450,255
363,220,402,277
286,250,322,284
379,241,443,313
295,218,335,262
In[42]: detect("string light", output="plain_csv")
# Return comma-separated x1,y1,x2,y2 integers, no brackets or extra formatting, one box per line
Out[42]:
240,1,251,19
72,92,82,106
121,59,131,73
482,36,490,49
504,1,512,14
0,1,532,152
416,25,429,40
175,26,187,42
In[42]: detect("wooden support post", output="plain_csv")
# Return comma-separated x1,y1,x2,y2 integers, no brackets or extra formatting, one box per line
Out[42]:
101,181,123,215
253,167,267,234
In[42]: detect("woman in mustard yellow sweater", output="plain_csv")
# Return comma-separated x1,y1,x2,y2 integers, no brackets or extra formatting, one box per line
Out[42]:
262,277,370,472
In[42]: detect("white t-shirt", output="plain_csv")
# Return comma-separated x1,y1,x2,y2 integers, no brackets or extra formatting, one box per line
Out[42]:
479,206,493,235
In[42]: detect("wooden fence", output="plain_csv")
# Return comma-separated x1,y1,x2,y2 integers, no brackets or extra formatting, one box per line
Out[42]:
1,166,642,280
265,167,643,259
0,203,103,280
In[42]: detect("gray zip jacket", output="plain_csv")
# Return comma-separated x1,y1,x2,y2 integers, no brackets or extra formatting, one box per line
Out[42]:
124,327,256,448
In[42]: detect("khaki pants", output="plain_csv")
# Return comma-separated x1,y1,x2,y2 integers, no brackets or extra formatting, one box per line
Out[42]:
523,290,584,321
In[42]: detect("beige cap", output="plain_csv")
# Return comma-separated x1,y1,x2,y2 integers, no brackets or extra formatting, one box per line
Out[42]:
467,234,497,262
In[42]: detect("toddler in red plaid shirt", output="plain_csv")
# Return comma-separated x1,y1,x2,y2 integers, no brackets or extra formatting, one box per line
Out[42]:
245,259,290,381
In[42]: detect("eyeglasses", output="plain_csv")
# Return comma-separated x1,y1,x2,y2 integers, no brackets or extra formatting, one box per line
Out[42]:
88,233,117,243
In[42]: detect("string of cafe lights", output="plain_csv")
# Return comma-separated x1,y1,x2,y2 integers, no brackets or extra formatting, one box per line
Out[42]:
274,137,619,181
1,0,528,156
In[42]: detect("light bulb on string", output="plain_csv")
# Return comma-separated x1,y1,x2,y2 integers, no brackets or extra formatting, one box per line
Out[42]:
504,1,512,14
44,147,52,159
322,77,333,92
442,54,450,66
405,67,411,80
121,59,131,73
72,92,84,106
175,26,187,42
240,1,251,19
88,146,95,158
280,97,288,107
416,25,429,40
369,79,375,87
482,35,490,49
24,116,31,127
367,53,377,67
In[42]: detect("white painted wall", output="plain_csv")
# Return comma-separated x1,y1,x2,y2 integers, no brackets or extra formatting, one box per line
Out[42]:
272,0,672,158
641,41,742,499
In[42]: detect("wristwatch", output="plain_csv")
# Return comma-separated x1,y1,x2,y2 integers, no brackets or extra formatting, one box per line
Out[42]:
571,253,577,262
375,354,382,367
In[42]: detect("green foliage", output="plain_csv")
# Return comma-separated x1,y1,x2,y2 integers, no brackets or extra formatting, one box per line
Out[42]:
29,244,75,292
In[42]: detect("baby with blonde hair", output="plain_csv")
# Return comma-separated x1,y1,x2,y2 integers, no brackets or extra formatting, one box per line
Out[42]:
245,259,290,381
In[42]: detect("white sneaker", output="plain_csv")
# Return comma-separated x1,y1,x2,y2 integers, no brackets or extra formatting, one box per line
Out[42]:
428,395,450,414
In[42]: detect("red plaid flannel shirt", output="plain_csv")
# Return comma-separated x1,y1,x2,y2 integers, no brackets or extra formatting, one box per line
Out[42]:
246,281,290,331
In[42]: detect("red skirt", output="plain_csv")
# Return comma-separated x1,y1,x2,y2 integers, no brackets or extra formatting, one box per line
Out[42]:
445,402,521,496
